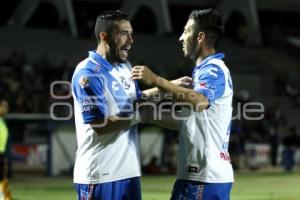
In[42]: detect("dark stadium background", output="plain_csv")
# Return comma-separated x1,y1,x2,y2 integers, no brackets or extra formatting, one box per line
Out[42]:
0,0,300,182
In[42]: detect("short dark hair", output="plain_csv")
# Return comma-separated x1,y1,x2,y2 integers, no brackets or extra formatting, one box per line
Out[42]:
189,8,224,48
94,10,129,44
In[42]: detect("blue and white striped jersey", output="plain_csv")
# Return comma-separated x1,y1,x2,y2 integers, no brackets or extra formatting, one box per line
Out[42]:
178,53,234,183
72,51,142,184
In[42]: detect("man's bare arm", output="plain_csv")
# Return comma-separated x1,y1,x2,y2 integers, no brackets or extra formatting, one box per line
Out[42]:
142,76,193,101
132,66,208,112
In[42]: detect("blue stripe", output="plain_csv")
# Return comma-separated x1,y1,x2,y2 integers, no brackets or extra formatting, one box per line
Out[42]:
75,177,141,200
192,52,224,77
193,64,226,102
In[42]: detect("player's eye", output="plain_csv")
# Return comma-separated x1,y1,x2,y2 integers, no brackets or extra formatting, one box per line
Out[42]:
119,31,129,36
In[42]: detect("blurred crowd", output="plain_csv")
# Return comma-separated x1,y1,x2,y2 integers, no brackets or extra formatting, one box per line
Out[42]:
275,68,300,107
0,51,73,113
229,91,300,171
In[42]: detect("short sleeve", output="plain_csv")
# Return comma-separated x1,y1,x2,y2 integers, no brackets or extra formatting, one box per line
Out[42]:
193,64,225,102
72,70,107,123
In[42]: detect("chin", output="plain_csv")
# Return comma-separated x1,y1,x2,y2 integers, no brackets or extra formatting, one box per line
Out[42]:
184,52,190,58
118,58,128,63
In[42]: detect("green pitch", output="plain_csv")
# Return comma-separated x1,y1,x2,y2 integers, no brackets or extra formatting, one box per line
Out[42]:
10,169,300,200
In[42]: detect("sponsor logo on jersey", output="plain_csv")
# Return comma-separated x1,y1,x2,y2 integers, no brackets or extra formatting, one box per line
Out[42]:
220,152,231,161
188,165,200,173
79,97,99,112
199,82,206,88
79,76,89,88
93,65,101,73
199,82,216,90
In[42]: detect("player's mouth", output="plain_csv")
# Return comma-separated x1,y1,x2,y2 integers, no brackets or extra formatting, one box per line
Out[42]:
120,45,131,57
122,45,131,52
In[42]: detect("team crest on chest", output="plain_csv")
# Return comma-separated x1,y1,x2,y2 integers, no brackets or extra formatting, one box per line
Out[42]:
120,76,131,89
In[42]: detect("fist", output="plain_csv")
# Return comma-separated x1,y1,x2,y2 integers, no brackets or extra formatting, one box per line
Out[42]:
131,65,157,86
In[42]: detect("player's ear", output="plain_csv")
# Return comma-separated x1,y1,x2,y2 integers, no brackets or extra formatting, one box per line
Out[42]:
198,32,205,43
100,32,108,42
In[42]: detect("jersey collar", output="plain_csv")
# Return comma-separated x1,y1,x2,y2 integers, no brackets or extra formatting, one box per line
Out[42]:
194,53,224,70
88,50,113,71
192,53,224,79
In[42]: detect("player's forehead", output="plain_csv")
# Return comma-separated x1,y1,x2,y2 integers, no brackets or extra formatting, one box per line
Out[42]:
184,19,196,30
113,20,133,33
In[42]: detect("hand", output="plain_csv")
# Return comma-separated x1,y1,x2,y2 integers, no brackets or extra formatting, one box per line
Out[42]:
131,65,158,86
171,76,193,88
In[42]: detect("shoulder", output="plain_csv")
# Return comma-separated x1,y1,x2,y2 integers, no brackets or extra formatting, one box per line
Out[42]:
198,63,225,81
73,57,107,77
72,59,105,88
207,58,229,74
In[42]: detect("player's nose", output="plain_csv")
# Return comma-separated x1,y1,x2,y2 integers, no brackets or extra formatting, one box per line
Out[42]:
128,34,134,44
179,33,184,42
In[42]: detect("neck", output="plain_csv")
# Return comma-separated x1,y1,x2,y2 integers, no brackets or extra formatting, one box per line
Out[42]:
96,44,117,66
195,48,216,66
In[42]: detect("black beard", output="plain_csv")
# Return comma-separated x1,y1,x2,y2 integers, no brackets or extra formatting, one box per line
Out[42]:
107,45,127,63
106,49,126,63
117,56,127,63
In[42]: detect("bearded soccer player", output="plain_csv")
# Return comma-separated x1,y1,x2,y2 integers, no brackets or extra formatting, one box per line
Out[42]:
71,10,144,200
132,9,234,200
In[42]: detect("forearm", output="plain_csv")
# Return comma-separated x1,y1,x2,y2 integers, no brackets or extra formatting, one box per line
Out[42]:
142,88,164,102
154,76,208,111
142,77,193,101
143,87,161,97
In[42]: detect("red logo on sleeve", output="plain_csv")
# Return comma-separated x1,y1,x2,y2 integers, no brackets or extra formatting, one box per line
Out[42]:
199,82,207,88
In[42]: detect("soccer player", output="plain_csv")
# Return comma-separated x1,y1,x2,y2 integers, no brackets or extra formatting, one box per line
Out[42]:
0,96,12,200
132,9,234,199
71,10,144,200
71,9,192,200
